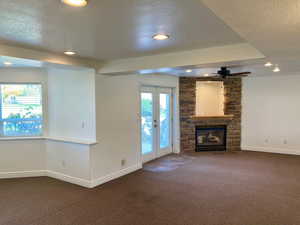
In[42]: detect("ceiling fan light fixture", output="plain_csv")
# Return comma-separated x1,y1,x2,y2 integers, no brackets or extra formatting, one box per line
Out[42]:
62,0,88,7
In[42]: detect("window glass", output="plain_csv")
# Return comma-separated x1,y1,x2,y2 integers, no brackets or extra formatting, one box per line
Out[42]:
141,92,153,154
160,93,170,148
0,84,43,136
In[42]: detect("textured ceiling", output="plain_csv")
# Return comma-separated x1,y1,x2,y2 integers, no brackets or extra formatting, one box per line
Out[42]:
200,0,300,76
0,0,244,60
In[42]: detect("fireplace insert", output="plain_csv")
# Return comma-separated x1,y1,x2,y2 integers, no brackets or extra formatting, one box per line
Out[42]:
195,125,227,151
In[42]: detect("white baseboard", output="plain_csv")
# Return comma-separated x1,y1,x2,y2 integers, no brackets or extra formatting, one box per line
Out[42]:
91,163,142,188
46,170,92,188
0,164,143,189
0,170,91,187
0,170,47,179
243,146,300,156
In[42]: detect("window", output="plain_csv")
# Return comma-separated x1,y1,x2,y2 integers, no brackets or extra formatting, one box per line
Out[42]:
0,84,43,137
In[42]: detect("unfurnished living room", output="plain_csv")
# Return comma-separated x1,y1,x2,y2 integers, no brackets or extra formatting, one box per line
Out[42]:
1,0,300,225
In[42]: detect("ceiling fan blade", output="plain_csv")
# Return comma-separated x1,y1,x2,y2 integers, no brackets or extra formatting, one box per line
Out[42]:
229,72,251,76
207,76,221,78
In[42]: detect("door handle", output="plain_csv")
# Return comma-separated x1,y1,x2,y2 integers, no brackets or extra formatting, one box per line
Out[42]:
154,120,157,128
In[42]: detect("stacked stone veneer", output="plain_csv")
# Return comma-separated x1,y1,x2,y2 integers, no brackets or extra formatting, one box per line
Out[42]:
180,77,242,152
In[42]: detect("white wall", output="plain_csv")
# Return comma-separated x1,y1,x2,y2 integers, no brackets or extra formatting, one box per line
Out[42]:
0,69,179,188
91,74,179,182
47,68,96,141
46,141,91,184
0,68,47,176
0,67,97,185
242,75,300,155
46,67,96,182
0,140,45,177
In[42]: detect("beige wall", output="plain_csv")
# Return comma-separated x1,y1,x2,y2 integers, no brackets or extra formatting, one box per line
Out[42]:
196,81,224,116
91,74,180,181
242,75,300,155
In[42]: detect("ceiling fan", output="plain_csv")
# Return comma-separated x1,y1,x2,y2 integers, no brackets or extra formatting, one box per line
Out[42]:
211,67,251,79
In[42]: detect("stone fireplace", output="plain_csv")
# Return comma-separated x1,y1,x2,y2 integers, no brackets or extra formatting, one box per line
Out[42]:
180,77,241,152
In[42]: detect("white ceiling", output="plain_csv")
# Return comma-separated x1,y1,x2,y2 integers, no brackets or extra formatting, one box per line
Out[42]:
200,0,300,76
0,0,244,60
140,0,300,77
1,0,299,77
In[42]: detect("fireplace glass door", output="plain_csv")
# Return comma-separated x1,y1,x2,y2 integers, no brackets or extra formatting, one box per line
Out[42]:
195,126,227,151
140,87,173,163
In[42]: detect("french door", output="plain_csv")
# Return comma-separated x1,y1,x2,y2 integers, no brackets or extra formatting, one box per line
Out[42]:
140,87,173,163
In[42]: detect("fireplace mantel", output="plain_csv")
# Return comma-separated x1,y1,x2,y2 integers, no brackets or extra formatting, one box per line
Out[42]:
191,115,234,121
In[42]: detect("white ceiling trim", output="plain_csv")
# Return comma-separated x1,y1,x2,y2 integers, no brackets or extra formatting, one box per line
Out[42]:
0,44,103,69
98,43,265,75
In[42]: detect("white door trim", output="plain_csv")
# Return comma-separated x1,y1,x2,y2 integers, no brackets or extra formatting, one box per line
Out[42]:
139,86,174,164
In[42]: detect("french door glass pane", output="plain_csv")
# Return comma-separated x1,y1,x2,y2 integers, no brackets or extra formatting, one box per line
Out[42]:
141,93,153,154
160,93,170,148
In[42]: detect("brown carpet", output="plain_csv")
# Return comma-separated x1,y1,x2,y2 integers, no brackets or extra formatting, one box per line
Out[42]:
1,151,300,225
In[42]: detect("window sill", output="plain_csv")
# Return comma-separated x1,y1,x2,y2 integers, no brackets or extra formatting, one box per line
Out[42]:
0,136,98,145
46,137,98,145
0,136,44,141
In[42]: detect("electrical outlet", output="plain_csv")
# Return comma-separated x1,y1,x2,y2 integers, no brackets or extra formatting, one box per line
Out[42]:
121,159,126,167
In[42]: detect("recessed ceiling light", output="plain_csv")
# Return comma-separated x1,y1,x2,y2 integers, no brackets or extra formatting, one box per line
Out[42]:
64,51,76,56
3,62,12,66
264,62,273,67
204,73,209,77
273,66,280,72
152,34,170,41
186,69,192,73
62,0,88,7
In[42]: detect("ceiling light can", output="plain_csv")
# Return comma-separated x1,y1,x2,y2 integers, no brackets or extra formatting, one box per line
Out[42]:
3,62,12,66
273,66,280,73
62,0,88,7
64,51,76,56
264,62,273,67
153,34,170,40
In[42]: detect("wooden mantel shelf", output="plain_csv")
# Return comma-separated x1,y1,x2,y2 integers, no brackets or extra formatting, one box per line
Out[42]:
191,115,234,120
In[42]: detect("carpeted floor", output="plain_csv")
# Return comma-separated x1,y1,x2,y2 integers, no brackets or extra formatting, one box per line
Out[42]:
1,151,300,225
